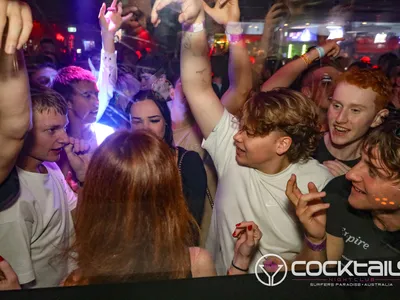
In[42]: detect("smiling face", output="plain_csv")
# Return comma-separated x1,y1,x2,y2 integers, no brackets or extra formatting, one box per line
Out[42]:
346,149,400,211
328,82,386,147
69,81,99,124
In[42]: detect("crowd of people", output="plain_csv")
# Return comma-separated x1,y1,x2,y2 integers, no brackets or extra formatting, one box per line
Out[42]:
0,0,399,291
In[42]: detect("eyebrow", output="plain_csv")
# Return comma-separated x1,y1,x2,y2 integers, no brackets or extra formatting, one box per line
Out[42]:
349,104,367,109
131,115,161,120
365,158,387,178
331,99,367,109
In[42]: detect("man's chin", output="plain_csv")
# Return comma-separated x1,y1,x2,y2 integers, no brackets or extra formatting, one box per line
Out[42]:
84,115,97,124
235,155,249,167
348,192,372,211
46,154,61,162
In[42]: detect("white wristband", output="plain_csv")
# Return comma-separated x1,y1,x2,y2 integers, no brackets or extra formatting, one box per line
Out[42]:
182,22,205,33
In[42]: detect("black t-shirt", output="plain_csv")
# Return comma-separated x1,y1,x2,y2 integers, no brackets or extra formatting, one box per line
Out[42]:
313,137,360,167
177,147,207,228
0,167,20,211
323,176,400,261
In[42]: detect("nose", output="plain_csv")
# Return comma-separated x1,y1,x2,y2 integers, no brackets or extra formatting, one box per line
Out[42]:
233,130,244,143
335,108,348,124
345,161,362,183
58,130,70,146
142,120,153,131
92,94,99,109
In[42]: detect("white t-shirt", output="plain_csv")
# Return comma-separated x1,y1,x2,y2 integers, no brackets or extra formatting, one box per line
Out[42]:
0,162,77,288
203,109,334,275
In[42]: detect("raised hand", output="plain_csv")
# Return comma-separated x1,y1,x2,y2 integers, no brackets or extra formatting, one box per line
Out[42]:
286,174,329,243
320,38,344,58
265,2,288,28
232,221,262,265
99,0,133,36
0,256,20,291
0,0,33,54
64,137,91,184
203,0,240,26
151,0,203,27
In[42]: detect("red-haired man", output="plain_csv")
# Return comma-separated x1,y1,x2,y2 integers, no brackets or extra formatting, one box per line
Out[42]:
314,68,392,176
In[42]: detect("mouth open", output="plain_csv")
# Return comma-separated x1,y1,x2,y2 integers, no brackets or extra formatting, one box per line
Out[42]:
235,143,245,153
333,125,350,134
51,147,63,154
352,185,366,194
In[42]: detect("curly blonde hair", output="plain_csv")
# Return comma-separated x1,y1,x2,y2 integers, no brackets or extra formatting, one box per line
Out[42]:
237,88,321,163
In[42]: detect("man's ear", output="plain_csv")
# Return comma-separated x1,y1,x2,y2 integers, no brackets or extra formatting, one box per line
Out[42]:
276,136,292,156
371,108,389,128
170,87,175,101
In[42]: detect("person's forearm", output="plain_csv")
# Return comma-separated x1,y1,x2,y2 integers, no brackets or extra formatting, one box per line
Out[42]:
227,253,251,275
102,31,116,54
252,20,274,87
180,13,224,138
221,39,252,115
261,48,320,92
97,34,118,122
0,50,31,140
181,17,212,96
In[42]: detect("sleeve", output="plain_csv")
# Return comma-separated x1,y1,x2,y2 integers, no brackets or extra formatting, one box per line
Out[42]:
0,167,19,212
201,109,238,177
0,220,35,285
181,151,207,226
322,177,347,238
96,49,118,122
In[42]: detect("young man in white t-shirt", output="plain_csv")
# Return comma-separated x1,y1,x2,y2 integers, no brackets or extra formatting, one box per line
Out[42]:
151,0,333,274
0,87,90,288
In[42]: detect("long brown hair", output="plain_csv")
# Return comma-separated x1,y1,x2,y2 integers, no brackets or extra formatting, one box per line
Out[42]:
66,130,198,285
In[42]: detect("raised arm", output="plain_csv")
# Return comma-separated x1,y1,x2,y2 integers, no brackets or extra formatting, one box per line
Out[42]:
96,0,133,121
203,0,251,115
285,175,344,268
261,39,343,92
152,0,223,139
252,3,287,88
0,0,32,184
